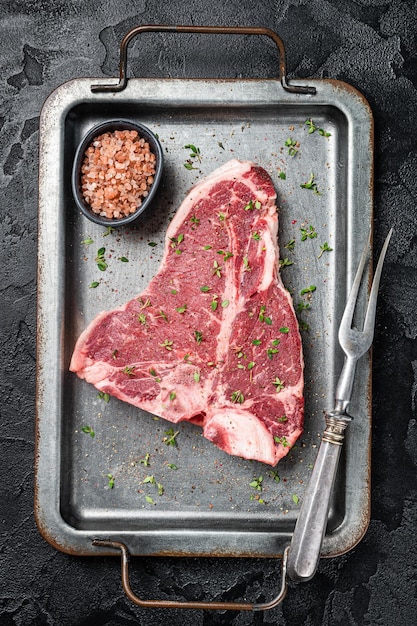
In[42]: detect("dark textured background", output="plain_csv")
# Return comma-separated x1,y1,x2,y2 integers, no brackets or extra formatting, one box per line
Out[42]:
1,1,416,624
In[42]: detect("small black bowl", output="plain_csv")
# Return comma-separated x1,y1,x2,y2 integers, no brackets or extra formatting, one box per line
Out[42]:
71,119,163,227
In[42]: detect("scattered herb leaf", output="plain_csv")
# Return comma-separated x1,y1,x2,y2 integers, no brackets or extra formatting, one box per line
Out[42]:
95,247,107,271
81,425,95,438
274,435,289,446
284,137,299,157
318,241,333,258
272,377,285,392
300,172,322,195
305,118,331,137
300,285,317,295
160,339,173,350
300,225,318,241
139,453,151,466
250,476,263,491
163,428,179,446
231,390,245,404
97,391,110,403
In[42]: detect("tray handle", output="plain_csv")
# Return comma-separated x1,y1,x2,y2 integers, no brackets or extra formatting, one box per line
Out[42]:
92,539,289,611
91,24,316,95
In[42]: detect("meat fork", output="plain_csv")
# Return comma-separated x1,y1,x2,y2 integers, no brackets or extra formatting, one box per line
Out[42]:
286,228,393,583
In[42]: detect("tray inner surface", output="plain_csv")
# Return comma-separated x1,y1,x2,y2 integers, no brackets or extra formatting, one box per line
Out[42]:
60,98,349,536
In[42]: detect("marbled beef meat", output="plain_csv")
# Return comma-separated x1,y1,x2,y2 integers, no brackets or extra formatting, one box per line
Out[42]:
70,159,304,466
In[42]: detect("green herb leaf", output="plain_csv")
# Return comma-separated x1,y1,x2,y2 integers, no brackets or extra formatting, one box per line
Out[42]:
300,172,321,195
252,339,261,346
95,247,108,271
272,377,285,392
269,470,280,482
168,463,178,470
284,137,299,157
318,241,333,258
81,237,94,245
145,495,155,505
163,428,179,446
300,224,318,241
193,371,200,383
81,425,95,438
139,453,151,466
274,435,289,447
305,118,331,137
231,390,245,404
89,281,100,289
279,327,289,334
148,241,157,247
176,304,187,314
292,494,299,505
200,286,211,292
184,144,201,161
221,299,229,308
97,391,110,403
300,285,316,295
118,256,129,262
194,330,203,344
107,474,115,489
250,475,263,491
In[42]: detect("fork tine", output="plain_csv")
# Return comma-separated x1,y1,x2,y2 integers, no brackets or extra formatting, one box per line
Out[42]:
363,228,393,338
338,229,372,340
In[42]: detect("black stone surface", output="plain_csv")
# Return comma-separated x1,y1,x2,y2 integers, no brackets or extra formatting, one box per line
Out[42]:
1,1,417,624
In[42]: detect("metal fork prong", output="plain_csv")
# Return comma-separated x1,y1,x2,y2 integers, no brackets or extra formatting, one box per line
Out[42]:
362,228,393,340
338,229,371,343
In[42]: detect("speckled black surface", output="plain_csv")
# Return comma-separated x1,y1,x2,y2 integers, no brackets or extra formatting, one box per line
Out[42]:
1,1,417,624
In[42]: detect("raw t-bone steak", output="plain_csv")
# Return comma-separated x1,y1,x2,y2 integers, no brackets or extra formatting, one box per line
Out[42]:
70,159,304,466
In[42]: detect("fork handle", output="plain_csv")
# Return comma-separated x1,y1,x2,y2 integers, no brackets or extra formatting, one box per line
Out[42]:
286,414,351,582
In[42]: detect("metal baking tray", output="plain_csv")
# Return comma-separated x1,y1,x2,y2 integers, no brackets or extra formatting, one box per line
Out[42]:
35,26,373,564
